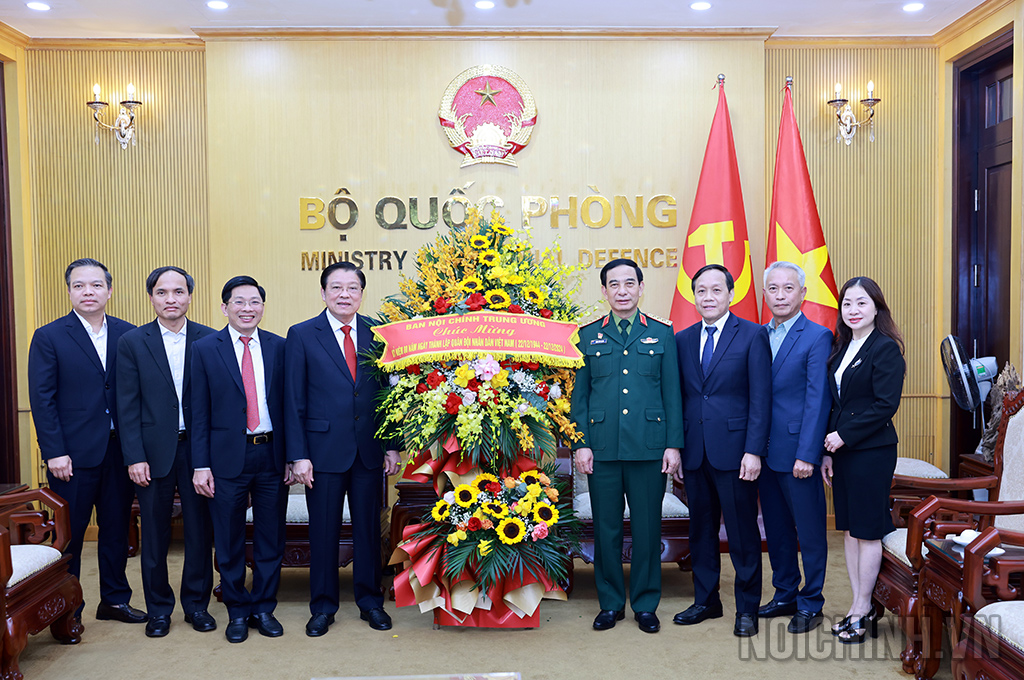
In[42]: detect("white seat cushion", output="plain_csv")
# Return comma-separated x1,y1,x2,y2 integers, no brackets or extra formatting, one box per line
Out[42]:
894,457,948,479
975,601,1024,653
881,528,929,568
245,494,350,523
8,545,63,587
573,492,689,520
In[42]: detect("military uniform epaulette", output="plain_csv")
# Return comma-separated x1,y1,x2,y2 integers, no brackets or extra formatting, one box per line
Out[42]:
641,312,672,327
581,316,605,328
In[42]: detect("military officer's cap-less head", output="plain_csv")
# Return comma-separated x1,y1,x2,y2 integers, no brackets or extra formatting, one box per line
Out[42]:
600,258,644,320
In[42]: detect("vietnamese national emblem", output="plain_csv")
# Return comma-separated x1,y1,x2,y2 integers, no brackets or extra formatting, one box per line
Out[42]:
438,64,537,168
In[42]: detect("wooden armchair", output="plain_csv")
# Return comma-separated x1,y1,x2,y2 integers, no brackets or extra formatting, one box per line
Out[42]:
953,525,1024,680
0,488,83,680
874,390,1024,676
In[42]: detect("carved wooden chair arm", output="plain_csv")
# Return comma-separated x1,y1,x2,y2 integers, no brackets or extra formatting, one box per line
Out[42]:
962,526,1024,613
906,496,1024,570
891,473,999,492
0,525,12,591
0,488,72,552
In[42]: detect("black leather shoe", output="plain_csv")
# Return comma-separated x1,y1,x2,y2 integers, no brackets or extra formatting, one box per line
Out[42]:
634,611,660,633
145,615,171,638
788,610,823,634
734,613,759,637
225,618,248,643
592,609,625,630
757,599,797,618
96,602,148,624
306,613,335,637
360,607,393,631
184,610,217,632
248,612,284,637
673,602,723,626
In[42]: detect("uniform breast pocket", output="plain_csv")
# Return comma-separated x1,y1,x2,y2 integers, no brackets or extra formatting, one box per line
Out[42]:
638,343,665,376
586,346,613,377
645,408,666,449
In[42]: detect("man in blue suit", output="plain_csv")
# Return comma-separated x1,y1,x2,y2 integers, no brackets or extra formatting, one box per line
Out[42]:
285,261,401,637
191,276,289,643
28,258,147,625
673,264,771,637
756,261,832,634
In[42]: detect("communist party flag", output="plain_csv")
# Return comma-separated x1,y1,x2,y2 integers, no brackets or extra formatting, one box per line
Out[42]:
762,81,839,330
669,77,758,329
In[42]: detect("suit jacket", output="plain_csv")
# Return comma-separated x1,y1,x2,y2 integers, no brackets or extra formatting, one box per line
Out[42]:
116,319,216,479
765,314,833,472
190,327,286,479
28,312,136,467
827,330,905,450
284,310,391,473
676,312,772,471
570,311,684,461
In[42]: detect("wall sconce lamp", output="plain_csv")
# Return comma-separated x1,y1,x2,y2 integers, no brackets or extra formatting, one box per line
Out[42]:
87,83,142,149
826,81,880,145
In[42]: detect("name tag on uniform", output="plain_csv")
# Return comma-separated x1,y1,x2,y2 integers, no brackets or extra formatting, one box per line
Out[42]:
590,338,608,345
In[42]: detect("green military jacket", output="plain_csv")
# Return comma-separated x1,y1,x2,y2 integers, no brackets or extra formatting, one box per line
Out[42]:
570,310,684,461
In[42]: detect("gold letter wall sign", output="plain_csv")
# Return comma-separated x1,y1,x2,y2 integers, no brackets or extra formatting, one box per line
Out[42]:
438,65,537,168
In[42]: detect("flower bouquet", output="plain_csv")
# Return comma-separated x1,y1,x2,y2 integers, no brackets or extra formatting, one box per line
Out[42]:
373,208,586,627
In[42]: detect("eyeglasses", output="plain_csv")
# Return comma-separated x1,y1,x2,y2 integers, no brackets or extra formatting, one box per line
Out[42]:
227,299,264,309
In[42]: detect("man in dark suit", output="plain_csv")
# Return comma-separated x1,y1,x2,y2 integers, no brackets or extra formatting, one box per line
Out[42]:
117,266,216,638
570,258,683,634
757,261,832,634
191,276,289,643
284,261,401,637
673,263,771,637
28,258,147,625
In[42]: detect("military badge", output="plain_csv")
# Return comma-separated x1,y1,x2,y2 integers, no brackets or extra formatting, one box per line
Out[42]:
438,65,536,167
640,337,660,344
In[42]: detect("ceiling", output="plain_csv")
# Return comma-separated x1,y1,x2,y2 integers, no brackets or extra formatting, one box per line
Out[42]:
0,0,991,40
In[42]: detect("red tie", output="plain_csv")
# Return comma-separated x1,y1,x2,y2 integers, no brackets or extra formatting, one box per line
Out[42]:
342,325,357,381
241,336,260,432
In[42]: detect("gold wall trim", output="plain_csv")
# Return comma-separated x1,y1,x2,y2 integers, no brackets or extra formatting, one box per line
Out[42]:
0,22,30,49
194,26,778,41
933,0,1016,47
27,38,205,51
767,37,938,48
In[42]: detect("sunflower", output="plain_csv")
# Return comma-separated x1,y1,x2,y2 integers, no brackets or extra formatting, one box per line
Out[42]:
473,472,500,492
469,235,490,249
479,249,501,266
431,499,451,522
484,289,511,309
453,484,478,508
483,501,508,518
492,222,513,235
523,286,546,304
496,516,527,545
533,504,560,526
519,470,541,486
459,276,484,293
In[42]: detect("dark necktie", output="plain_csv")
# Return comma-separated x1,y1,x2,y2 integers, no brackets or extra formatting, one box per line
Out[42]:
618,318,630,341
701,326,717,377
342,325,357,381
240,336,260,432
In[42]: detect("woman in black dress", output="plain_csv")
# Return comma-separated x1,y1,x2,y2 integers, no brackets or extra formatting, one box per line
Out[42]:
820,277,905,644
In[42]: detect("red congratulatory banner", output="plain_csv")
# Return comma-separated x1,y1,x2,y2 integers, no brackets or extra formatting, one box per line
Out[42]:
374,312,584,370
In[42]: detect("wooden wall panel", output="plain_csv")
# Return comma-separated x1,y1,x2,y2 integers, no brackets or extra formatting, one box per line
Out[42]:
766,47,945,476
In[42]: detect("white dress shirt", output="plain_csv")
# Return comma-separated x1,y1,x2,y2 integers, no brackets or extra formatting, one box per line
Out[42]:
834,332,870,397
326,311,358,362
158,318,187,431
698,311,731,363
227,326,272,435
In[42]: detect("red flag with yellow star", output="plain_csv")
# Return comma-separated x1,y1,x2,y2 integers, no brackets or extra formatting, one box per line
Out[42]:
762,82,839,330
669,78,758,329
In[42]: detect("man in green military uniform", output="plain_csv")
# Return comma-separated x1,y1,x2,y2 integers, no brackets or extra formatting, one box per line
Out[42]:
570,258,684,634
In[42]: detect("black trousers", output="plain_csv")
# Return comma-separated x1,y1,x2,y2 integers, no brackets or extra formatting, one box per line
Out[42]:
306,457,384,615
135,438,214,617
47,434,134,609
683,453,762,615
210,440,287,619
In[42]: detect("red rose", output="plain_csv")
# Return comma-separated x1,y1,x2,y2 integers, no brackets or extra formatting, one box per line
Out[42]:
444,393,462,415
434,297,450,314
524,361,540,371
415,383,429,394
486,482,501,495
537,383,550,398
426,370,445,389
466,292,486,311
509,361,521,370
508,304,524,314
407,364,422,375
539,308,553,319
467,517,483,532
466,378,481,392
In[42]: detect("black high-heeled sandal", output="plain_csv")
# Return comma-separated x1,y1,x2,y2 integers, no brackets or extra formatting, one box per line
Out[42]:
837,615,879,644
831,615,852,636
